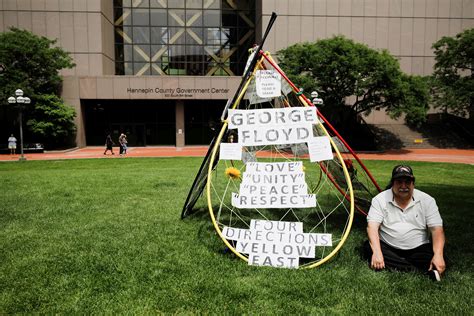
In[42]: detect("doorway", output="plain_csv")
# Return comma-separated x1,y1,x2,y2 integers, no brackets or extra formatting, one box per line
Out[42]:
83,99,175,146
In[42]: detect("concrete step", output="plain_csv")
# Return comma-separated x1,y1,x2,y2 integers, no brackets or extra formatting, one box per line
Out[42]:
371,124,438,149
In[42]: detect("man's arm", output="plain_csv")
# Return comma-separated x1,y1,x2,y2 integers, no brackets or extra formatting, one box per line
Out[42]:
367,222,385,270
429,226,446,274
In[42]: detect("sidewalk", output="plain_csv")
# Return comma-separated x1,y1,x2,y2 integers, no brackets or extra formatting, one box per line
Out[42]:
1,146,473,165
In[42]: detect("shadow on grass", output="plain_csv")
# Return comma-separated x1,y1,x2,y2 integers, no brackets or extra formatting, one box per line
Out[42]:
181,180,474,275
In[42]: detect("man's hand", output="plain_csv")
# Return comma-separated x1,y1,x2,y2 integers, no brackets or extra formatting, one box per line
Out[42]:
430,253,446,275
371,252,385,270
367,222,385,270
429,226,446,274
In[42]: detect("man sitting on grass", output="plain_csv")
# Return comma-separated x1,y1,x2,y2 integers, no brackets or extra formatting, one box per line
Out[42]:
363,165,446,281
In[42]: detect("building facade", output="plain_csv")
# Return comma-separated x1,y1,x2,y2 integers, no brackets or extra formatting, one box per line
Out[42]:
1,0,473,147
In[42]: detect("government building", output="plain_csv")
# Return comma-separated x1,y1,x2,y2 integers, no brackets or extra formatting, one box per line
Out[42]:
1,0,473,147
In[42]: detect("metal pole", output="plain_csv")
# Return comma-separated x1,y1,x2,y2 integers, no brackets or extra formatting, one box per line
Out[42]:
19,107,26,161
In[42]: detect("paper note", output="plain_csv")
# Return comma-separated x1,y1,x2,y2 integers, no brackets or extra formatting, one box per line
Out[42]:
308,136,333,162
219,143,242,161
256,70,281,98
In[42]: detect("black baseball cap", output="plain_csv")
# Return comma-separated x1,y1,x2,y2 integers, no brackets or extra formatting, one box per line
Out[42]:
391,165,415,181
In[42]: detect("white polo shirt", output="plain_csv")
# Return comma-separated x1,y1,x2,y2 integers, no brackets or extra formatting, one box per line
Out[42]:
367,188,443,250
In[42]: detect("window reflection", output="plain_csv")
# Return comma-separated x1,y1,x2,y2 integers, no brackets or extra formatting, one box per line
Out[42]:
150,9,167,26
132,9,149,25
114,1,255,76
133,27,150,44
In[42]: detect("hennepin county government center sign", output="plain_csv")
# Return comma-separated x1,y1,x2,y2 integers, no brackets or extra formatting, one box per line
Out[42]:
127,87,230,98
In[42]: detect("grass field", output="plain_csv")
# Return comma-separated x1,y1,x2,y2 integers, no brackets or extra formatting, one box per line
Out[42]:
0,158,473,314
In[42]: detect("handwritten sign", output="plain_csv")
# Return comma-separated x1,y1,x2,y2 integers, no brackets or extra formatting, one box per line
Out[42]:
231,162,316,209
222,219,332,269
228,107,319,146
256,70,281,98
219,143,243,160
308,136,333,162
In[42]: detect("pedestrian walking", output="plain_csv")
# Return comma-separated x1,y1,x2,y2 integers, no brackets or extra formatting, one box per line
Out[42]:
104,134,115,155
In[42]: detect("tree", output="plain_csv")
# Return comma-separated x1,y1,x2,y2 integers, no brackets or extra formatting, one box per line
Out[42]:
0,28,76,147
432,28,474,119
26,94,76,148
277,36,430,128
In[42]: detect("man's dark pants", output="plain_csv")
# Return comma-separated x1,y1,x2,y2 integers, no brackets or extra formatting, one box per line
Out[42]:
363,240,434,272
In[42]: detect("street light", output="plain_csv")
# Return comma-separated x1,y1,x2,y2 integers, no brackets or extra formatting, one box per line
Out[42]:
7,89,30,161
311,91,323,106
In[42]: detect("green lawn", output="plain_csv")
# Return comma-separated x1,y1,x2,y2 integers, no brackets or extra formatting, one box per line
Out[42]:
0,158,472,314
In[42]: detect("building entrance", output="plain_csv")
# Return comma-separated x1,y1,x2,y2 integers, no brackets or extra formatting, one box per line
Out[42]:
83,100,175,146
184,100,225,145
110,124,145,146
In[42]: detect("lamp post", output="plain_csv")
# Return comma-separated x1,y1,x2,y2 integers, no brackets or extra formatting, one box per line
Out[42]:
7,89,30,161
311,91,323,106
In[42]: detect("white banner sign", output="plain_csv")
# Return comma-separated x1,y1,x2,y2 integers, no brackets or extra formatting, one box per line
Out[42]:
238,123,313,146
256,70,281,98
245,161,302,173
222,220,332,268
239,183,308,195
228,107,319,147
231,192,316,208
241,172,307,185
228,107,318,129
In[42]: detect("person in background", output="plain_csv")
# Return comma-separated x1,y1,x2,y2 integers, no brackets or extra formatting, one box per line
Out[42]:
119,133,128,155
8,134,17,155
363,165,446,281
104,134,115,155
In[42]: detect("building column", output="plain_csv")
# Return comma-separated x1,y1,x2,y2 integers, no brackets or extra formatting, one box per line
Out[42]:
175,100,185,147
64,97,85,147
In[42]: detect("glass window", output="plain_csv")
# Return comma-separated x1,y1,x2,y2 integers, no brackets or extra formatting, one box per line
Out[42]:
150,0,166,8
124,44,133,61
124,62,133,75
133,63,151,76
186,45,204,58
115,26,132,44
150,9,167,26
168,9,185,27
186,0,202,9
168,27,186,44
133,45,151,62
222,10,238,27
237,11,254,27
114,0,255,76
203,10,220,27
134,0,149,8
205,45,222,55
221,28,230,45
151,45,168,61
133,27,150,44
186,62,204,75
186,28,204,45
186,10,202,27
169,45,186,58
151,27,168,44
151,63,168,75
134,62,151,75
168,0,185,8
205,0,220,9
205,28,220,45
132,9,149,25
